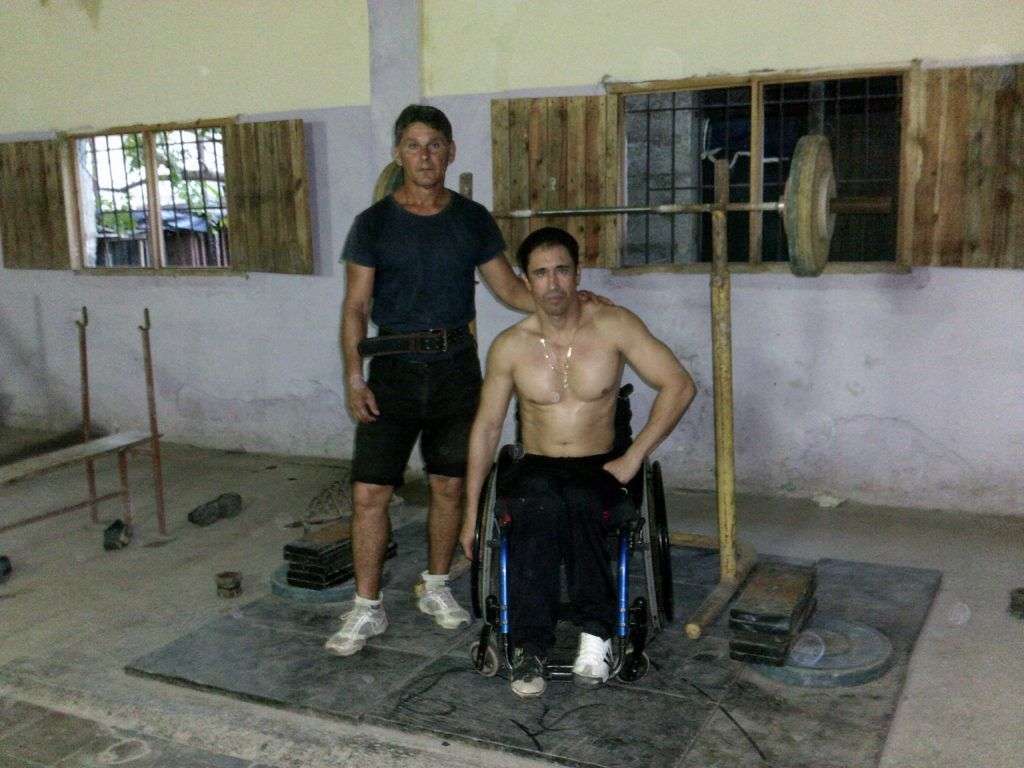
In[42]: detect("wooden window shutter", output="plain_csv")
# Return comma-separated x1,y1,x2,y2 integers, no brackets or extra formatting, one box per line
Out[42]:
901,64,1023,268
492,96,621,268
224,120,313,274
0,140,71,270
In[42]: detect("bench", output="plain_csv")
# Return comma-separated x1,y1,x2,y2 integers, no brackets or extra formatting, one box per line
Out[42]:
0,431,156,534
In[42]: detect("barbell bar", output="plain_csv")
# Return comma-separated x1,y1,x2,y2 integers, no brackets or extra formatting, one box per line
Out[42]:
373,135,888,277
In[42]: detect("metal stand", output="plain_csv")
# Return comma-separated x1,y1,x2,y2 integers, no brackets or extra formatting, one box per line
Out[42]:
683,160,756,639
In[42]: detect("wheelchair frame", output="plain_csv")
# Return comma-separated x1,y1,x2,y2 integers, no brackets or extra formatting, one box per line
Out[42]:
469,387,675,684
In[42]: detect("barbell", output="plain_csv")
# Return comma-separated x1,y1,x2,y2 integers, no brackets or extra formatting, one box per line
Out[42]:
372,135,889,277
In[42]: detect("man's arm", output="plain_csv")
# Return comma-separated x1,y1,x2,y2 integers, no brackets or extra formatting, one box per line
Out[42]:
341,262,380,423
478,254,615,313
478,255,535,312
460,333,517,559
602,308,696,484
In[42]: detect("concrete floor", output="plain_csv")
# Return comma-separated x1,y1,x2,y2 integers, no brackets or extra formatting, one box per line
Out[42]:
0,427,1020,768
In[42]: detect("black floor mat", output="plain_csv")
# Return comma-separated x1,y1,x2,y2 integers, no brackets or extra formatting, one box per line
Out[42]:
126,523,941,768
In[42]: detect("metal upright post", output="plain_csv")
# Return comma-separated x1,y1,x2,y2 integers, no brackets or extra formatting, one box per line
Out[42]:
76,307,98,522
139,308,167,535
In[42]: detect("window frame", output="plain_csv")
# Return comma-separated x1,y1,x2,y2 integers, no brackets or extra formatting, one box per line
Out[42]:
607,64,913,274
66,117,236,275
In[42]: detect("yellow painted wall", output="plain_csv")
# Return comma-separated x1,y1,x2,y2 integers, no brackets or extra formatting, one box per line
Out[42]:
0,1,370,134
422,0,1024,96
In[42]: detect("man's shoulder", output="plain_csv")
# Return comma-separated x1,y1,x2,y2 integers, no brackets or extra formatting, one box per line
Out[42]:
357,196,393,221
450,192,496,221
588,302,639,329
491,317,539,354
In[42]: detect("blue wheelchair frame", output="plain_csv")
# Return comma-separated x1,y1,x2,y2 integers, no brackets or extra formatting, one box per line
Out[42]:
470,385,673,684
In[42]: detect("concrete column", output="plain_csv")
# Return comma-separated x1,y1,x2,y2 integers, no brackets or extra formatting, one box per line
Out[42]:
368,0,422,166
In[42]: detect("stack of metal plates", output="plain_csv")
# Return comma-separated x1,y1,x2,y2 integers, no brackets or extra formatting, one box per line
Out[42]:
283,536,397,590
729,562,817,666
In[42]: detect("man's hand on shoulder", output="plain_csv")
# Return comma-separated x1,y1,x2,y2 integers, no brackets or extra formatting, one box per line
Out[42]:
578,289,615,307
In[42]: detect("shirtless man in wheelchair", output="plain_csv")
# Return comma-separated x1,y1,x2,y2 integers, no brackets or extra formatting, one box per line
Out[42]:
460,226,695,698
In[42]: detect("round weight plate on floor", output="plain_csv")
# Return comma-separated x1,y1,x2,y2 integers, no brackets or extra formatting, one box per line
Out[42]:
649,461,674,624
783,135,836,277
749,617,894,687
373,161,404,203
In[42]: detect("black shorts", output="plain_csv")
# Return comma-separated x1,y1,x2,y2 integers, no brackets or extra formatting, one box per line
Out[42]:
350,348,482,488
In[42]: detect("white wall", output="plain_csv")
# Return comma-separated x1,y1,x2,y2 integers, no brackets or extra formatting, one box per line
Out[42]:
1,3,1022,516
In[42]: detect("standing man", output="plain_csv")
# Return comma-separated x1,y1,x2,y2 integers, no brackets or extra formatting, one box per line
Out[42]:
460,227,695,697
325,105,541,656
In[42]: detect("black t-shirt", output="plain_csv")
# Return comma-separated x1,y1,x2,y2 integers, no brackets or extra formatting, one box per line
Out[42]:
341,192,505,332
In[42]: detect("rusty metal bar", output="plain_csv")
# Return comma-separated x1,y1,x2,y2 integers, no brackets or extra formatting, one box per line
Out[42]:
139,308,167,535
0,491,122,535
116,449,133,526
75,306,99,522
500,195,891,219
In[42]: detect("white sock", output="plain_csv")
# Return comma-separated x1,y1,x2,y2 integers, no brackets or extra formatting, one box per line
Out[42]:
354,593,382,609
421,570,448,591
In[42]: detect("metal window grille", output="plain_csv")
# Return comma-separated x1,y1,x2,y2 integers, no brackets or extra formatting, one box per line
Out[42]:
76,126,230,269
624,76,902,266
156,128,230,268
77,133,152,268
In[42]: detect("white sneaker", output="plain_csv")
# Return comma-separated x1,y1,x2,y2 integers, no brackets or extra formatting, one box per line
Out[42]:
572,632,612,686
417,585,470,629
324,600,388,656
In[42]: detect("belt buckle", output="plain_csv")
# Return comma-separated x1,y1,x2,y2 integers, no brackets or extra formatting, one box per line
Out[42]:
428,328,447,353
415,329,446,354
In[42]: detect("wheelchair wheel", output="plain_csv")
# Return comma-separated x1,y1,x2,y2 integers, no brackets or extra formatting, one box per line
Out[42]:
617,651,650,683
470,641,499,677
470,464,499,619
649,461,675,625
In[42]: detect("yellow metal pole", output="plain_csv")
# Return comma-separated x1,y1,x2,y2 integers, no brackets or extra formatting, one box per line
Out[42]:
710,158,737,581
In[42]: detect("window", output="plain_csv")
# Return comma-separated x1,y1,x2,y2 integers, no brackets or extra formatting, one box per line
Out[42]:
621,74,903,267
74,125,230,269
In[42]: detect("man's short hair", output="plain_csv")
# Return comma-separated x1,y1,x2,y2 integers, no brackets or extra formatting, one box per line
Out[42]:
516,227,580,274
393,104,453,146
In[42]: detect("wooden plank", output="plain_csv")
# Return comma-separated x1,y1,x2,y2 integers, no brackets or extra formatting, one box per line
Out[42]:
1007,66,1024,268
601,95,621,267
934,69,969,266
41,141,70,268
606,65,908,95
564,96,588,259
582,96,605,266
490,99,512,259
0,432,151,485
508,99,532,264
748,81,765,264
545,96,567,235
912,70,943,266
964,68,1000,267
990,66,1022,268
68,117,231,140
897,65,925,267
0,140,70,270
222,123,249,271
527,98,548,240
287,119,314,274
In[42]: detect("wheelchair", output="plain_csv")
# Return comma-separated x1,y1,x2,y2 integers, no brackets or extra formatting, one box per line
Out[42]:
469,385,674,684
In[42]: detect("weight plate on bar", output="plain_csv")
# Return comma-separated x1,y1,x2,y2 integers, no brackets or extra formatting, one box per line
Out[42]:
783,135,836,277
373,161,404,203
649,461,674,624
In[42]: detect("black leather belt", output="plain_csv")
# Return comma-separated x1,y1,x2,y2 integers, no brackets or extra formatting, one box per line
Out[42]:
358,326,473,357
